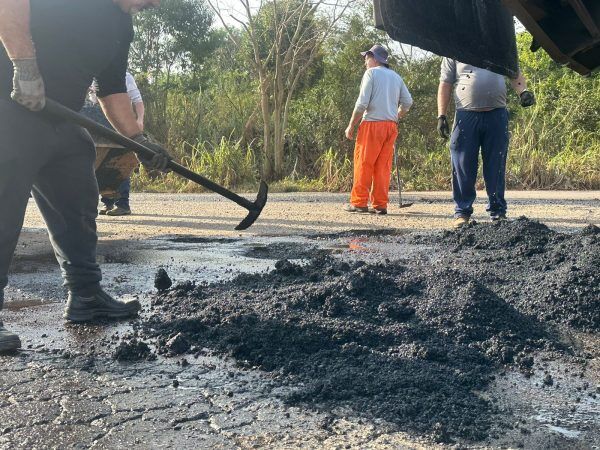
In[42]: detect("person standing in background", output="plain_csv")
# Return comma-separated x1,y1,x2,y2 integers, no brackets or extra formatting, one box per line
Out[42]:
98,71,145,216
345,44,413,216
437,58,535,228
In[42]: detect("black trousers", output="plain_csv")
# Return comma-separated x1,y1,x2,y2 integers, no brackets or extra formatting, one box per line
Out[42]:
0,100,101,307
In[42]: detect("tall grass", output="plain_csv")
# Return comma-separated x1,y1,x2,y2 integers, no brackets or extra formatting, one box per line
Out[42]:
508,91,600,189
132,109,599,193
131,136,257,193
131,32,599,193
317,147,353,191
269,147,352,192
396,132,451,191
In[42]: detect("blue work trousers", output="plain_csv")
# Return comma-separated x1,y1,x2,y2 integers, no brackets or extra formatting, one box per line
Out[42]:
101,177,131,210
450,108,509,218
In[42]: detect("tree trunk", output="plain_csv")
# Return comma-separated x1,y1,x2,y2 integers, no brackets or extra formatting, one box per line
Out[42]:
259,80,273,181
273,97,284,179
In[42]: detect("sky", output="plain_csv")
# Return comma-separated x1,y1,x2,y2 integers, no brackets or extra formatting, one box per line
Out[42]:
208,0,261,26
208,0,525,59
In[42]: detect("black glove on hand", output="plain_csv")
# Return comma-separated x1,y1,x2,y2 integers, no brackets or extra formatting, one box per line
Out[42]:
11,58,46,111
437,115,450,139
520,90,535,108
132,134,172,172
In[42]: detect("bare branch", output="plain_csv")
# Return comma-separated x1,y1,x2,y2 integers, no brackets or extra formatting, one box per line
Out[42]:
206,0,241,47
224,0,357,179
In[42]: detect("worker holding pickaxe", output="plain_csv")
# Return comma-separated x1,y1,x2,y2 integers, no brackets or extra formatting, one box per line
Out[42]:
0,0,173,353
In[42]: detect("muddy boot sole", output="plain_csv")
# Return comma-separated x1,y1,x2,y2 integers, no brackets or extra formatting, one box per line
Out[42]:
0,334,21,353
64,302,141,322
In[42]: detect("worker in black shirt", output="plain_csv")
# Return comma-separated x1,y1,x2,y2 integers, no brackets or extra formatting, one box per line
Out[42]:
0,0,171,352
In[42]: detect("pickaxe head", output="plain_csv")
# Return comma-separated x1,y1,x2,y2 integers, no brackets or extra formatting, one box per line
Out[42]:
235,181,269,230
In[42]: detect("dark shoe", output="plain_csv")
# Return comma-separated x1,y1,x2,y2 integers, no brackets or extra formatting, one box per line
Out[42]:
344,204,369,213
99,204,113,215
369,207,387,215
106,206,131,216
491,213,507,222
453,216,470,229
0,321,21,352
64,288,141,322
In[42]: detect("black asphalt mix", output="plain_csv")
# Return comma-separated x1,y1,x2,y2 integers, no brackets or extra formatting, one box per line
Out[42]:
1,218,598,448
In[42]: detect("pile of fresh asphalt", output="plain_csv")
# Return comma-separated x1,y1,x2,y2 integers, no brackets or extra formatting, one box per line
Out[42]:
122,218,598,443
423,217,599,331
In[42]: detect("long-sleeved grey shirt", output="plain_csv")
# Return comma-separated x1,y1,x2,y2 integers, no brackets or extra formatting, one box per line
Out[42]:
354,66,413,122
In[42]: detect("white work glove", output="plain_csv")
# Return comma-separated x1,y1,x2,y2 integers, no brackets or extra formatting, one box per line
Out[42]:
11,58,46,111
132,133,172,172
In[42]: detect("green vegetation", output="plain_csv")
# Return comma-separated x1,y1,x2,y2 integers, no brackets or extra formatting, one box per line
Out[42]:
130,1,599,192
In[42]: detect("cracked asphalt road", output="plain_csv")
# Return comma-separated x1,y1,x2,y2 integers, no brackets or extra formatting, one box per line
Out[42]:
1,191,598,449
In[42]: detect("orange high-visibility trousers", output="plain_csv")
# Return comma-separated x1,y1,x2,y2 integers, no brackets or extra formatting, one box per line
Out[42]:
350,121,398,210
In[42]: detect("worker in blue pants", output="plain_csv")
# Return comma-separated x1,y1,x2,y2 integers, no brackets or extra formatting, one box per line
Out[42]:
436,59,535,228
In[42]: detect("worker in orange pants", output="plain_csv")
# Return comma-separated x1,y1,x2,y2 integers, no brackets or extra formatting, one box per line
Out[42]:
350,121,398,212
345,45,413,215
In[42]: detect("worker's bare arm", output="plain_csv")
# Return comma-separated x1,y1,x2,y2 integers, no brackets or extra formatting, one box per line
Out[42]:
133,101,145,131
437,81,453,117
510,72,535,107
397,107,410,120
345,110,363,140
99,93,142,138
0,0,45,111
436,82,452,139
510,72,528,95
0,0,35,59
101,93,172,172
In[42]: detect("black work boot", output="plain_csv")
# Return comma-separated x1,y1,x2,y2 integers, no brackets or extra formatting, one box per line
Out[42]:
99,204,113,215
106,206,131,216
0,321,21,353
64,287,141,322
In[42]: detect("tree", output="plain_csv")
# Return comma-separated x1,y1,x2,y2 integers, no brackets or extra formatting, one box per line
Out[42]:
130,0,219,81
208,0,357,181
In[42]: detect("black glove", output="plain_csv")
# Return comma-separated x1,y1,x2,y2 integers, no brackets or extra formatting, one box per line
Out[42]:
132,134,172,172
519,90,535,108
437,115,450,139
11,58,46,111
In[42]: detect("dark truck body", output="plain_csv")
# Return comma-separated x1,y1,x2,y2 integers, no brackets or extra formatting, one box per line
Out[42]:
374,0,600,77
504,0,600,76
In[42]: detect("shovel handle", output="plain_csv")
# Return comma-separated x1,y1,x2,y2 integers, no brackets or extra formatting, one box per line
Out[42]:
43,98,257,211
394,144,403,207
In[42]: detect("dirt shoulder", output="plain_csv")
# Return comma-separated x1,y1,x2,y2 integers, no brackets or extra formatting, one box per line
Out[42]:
21,190,600,239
